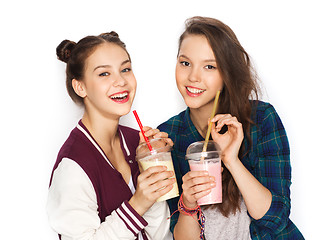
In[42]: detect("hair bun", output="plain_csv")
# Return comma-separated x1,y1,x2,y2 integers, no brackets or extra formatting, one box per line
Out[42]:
56,40,76,63
99,31,120,39
109,31,119,38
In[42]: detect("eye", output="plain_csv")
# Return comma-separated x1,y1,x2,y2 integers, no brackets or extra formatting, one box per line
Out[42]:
205,65,216,70
180,61,190,67
121,68,132,73
99,72,110,77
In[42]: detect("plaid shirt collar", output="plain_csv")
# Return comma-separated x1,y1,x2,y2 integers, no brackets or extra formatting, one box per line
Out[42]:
184,108,204,141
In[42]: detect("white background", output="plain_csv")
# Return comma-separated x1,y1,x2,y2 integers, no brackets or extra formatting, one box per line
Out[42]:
1,0,334,239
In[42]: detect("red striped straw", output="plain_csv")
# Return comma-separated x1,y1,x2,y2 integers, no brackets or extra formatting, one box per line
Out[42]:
133,110,153,152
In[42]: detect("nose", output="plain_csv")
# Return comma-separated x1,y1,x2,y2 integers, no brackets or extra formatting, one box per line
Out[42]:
112,74,126,87
188,66,201,83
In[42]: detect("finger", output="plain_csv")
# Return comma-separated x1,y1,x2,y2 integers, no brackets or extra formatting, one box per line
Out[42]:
183,176,215,191
148,171,175,185
183,180,214,200
163,137,174,147
215,118,242,133
152,176,176,190
139,126,152,139
143,174,176,201
142,126,152,132
150,182,174,200
144,128,160,138
192,188,212,200
138,165,167,181
214,115,236,128
211,114,232,123
151,131,168,139
182,171,209,182
220,119,242,130
182,175,215,192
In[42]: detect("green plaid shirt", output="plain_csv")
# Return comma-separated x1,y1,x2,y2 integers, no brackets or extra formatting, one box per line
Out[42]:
158,101,304,239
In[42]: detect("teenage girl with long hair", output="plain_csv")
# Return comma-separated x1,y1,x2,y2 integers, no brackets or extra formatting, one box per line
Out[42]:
158,16,304,240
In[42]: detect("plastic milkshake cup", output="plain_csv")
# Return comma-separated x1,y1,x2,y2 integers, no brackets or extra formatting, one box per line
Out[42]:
186,140,222,205
136,138,179,202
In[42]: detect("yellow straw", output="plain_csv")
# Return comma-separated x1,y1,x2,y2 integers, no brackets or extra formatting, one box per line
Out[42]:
202,90,221,154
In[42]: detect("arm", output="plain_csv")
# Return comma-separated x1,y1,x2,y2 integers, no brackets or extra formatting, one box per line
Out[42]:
250,105,292,234
173,171,215,240
136,126,175,239
211,104,292,234
211,114,272,220
142,201,173,240
47,158,146,240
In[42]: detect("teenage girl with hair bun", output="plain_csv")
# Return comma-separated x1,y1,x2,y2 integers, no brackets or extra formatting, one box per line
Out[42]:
47,31,173,240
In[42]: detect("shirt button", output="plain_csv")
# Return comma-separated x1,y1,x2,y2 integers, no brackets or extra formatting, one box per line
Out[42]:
129,160,133,163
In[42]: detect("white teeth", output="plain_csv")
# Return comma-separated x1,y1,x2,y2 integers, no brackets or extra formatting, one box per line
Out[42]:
110,92,128,99
186,87,205,94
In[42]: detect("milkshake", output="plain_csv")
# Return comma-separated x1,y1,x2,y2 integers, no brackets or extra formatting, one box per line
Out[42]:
136,138,179,202
186,140,222,205
189,158,222,205
138,151,179,202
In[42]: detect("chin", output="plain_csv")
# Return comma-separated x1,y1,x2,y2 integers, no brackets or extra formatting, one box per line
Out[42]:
184,99,203,109
185,102,202,109
119,108,132,117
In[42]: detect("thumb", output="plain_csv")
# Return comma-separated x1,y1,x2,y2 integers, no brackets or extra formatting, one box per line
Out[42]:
210,124,220,141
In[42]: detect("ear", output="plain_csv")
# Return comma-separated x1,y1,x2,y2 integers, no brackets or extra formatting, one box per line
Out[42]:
72,79,87,98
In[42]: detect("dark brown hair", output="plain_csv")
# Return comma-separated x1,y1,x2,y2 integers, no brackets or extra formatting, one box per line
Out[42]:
179,16,260,216
56,31,130,105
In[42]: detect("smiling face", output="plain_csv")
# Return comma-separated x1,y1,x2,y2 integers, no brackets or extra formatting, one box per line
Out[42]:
176,34,223,111
73,42,136,119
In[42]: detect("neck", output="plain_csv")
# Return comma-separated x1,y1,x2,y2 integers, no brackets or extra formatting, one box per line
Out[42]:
189,103,214,138
81,110,120,148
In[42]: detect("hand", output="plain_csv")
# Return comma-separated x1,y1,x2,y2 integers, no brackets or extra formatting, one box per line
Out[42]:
181,171,215,208
129,166,175,215
139,126,174,147
210,114,244,167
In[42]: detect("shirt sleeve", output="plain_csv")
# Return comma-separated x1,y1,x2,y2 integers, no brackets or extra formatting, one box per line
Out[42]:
142,201,173,240
252,104,292,235
46,158,148,240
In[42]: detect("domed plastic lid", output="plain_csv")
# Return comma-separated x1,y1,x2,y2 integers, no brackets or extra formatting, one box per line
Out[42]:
185,140,221,161
136,138,171,160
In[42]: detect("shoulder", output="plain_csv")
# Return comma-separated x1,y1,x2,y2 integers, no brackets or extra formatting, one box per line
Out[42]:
251,100,283,128
55,127,88,165
251,101,289,148
252,100,275,120
52,127,97,176
157,109,187,135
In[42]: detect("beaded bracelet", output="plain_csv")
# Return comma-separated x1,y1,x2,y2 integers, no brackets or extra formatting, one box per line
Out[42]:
169,193,206,239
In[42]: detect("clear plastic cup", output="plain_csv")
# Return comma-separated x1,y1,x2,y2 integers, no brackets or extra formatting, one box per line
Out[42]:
186,140,222,205
136,138,179,202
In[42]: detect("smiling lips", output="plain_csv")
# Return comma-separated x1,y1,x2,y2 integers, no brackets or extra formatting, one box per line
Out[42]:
186,86,205,97
109,91,129,103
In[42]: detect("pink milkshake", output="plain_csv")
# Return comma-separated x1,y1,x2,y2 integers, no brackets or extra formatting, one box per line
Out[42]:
186,141,222,205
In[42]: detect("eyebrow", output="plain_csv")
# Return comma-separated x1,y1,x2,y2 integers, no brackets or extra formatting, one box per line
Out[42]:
93,59,131,71
178,54,216,63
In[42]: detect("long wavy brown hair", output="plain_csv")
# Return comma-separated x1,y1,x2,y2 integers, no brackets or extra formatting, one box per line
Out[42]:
178,16,260,216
